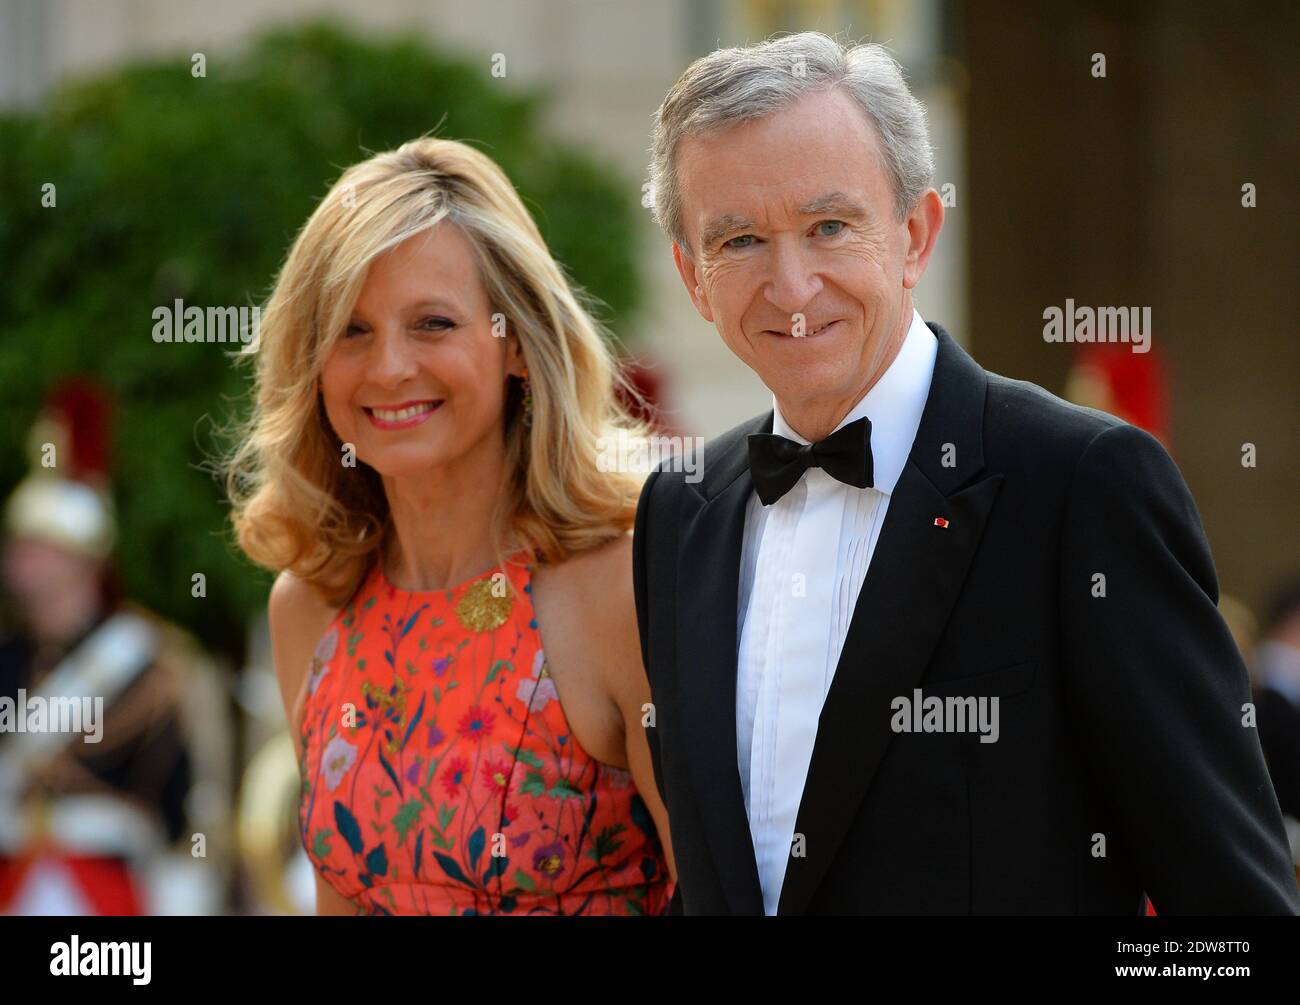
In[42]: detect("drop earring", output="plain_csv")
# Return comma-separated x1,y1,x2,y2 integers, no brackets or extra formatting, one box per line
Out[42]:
520,366,533,428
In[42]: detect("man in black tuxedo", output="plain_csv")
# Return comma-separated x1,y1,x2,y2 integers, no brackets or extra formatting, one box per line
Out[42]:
634,32,1299,914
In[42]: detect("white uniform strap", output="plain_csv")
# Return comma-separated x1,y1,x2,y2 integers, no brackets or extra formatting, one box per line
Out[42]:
0,611,158,787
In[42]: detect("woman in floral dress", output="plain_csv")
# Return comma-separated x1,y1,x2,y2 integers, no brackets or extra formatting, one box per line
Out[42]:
225,137,675,915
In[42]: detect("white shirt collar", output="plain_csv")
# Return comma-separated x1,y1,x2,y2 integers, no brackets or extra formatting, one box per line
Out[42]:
770,308,937,496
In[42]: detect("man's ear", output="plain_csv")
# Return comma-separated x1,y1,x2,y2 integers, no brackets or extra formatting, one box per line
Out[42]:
902,188,944,290
671,242,715,323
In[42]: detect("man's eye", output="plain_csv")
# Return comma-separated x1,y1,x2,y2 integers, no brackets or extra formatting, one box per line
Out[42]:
815,220,845,237
724,234,755,249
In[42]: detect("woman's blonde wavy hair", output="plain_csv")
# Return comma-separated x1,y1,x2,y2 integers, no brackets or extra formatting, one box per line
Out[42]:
223,137,652,606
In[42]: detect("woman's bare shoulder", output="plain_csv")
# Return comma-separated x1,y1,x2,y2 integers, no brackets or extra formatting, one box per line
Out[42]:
529,533,637,767
267,571,340,740
537,533,638,677
536,532,633,615
548,530,632,583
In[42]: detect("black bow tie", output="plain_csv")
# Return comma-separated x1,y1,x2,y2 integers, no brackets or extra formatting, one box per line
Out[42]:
747,416,874,506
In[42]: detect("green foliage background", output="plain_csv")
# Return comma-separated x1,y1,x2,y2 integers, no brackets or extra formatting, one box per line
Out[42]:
0,22,644,662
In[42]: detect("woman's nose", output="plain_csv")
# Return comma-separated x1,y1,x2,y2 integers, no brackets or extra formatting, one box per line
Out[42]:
368,329,417,386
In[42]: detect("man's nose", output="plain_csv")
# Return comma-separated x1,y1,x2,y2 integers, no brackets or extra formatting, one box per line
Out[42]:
762,240,823,317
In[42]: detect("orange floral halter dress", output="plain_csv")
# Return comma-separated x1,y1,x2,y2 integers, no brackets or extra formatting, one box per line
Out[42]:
297,549,673,916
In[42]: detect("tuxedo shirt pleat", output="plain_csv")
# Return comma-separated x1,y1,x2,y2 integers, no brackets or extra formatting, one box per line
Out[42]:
736,308,938,914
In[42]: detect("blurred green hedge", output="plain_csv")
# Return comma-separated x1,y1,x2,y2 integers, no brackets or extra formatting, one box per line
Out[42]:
0,21,644,664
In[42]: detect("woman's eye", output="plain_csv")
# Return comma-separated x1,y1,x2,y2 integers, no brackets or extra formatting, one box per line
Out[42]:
724,234,755,249
815,220,845,237
418,316,454,332
344,324,366,338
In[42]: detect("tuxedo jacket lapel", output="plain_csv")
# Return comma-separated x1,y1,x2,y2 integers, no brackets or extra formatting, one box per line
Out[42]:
778,323,1004,915
675,411,770,914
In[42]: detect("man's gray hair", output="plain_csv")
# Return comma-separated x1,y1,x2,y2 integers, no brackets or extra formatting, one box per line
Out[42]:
648,32,934,253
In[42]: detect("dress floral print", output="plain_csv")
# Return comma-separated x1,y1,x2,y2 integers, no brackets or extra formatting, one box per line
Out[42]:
298,550,673,915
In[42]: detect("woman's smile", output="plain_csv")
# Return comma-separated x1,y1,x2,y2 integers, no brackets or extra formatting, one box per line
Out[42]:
363,399,444,429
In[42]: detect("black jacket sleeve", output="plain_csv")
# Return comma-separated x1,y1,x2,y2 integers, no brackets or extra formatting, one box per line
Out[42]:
632,468,668,807
1060,423,1300,914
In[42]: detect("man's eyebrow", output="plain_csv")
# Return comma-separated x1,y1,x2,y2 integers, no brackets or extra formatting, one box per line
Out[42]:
797,192,869,218
698,196,867,249
700,212,756,249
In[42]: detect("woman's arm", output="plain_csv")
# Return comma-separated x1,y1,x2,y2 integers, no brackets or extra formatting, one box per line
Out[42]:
598,534,678,885
533,534,678,884
267,570,354,914
314,872,359,915
268,570,334,758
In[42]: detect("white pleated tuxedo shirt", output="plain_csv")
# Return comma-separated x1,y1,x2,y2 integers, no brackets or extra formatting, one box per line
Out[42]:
736,308,938,915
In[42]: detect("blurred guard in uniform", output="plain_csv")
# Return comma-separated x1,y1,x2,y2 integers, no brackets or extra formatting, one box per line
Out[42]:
0,379,210,914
